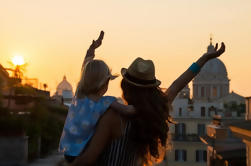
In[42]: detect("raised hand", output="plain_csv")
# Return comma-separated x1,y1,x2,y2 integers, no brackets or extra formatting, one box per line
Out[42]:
82,31,105,68
165,42,226,103
203,42,225,60
90,31,104,49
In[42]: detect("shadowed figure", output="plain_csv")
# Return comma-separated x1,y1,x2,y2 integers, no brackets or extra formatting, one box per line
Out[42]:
68,31,225,166
58,31,136,164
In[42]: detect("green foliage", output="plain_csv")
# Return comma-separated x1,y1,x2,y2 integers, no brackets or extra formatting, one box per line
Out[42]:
0,109,26,133
224,101,246,116
26,102,67,159
0,77,3,106
14,85,36,95
0,100,68,160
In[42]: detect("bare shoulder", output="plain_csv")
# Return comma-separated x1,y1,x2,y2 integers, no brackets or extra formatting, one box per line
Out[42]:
101,108,121,126
100,108,123,139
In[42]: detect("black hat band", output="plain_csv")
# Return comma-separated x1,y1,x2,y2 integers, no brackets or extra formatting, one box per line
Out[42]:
124,72,156,85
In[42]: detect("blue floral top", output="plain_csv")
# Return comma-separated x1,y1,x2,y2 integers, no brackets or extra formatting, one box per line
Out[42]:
59,96,116,156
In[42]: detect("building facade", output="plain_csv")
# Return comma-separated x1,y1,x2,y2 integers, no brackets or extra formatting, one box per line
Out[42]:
53,76,73,107
158,39,245,166
229,97,251,166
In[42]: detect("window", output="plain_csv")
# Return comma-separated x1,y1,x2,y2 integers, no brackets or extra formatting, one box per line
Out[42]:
201,107,206,117
179,107,182,116
208,110,211,117
175,150,187,161
201,87,205,97
220,86,223,97
175,123,186,140
213,87,217,97
206,86,210,97
208,106,216,117
198,124,206,136
175,123,186,136
194,85,198,98
196,150,207,162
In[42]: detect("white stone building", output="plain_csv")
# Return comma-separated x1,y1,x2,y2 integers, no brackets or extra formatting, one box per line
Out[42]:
53,76,73,107
158,39,245,166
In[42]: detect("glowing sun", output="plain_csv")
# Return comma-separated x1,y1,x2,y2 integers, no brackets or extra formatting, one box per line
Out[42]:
12,55,25,66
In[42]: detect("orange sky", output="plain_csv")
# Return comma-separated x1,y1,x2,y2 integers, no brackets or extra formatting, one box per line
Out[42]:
1,0,251,97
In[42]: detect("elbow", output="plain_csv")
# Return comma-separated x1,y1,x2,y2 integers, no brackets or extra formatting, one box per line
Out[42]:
83,160,95,166
71,158,94,166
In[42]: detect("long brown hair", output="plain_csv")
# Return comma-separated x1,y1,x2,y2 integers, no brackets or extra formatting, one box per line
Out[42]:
121,79,169,165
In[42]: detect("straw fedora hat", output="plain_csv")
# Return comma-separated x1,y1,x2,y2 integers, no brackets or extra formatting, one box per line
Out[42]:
121,57,161,87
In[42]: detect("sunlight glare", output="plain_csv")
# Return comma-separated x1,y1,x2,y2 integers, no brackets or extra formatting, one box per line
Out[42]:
11,55,25,66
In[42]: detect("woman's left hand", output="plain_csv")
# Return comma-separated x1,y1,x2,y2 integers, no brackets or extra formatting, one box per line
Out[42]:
90,31,104,49
203,42,225,60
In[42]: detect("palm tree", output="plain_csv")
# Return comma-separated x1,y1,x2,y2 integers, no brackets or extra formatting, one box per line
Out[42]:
7,61,27,80
5,62,27,108
43,84,48,91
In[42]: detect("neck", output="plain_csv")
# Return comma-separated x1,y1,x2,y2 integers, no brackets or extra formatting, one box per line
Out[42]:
87,93,103,102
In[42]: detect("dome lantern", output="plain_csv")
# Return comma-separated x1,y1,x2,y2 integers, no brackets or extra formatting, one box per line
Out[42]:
207,35,215,53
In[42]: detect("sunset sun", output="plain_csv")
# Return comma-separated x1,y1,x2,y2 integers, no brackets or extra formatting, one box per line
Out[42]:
11,55,25,66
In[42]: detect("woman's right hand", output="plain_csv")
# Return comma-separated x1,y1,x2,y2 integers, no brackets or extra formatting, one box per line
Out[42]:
203,42,225,60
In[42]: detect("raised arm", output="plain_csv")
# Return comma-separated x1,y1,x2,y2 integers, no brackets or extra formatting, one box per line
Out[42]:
82,31,104,69
165,42,225,103
75,31,104,97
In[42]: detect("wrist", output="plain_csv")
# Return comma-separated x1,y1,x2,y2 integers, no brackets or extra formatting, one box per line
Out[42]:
87,48,95,55
202,53,211,61
189,63,201,74
196,55,208,68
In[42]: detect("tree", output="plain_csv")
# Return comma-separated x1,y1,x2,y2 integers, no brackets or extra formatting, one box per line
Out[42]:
0,77,3,107
43,84,48,91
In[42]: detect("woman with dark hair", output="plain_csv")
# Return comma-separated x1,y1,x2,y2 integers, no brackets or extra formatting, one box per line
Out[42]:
71,34,225,166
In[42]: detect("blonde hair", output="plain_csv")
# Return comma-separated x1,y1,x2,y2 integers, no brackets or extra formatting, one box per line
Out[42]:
76,60,111,98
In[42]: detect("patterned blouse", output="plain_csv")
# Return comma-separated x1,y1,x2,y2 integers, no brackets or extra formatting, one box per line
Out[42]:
59,96,116,156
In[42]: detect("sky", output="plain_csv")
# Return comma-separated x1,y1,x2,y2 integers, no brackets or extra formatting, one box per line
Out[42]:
0,0,251,97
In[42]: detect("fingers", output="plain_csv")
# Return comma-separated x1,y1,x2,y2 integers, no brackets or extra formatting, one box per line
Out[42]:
90,31,104,49
214,43,218,51
216,42,225,55
97,31,104,41
219,42,225,53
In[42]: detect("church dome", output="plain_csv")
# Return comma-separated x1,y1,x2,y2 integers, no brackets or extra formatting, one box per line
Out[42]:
194,39,228,82
201,58,227,76
194,58,228,82
193,38,230,101
56,76,73,95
